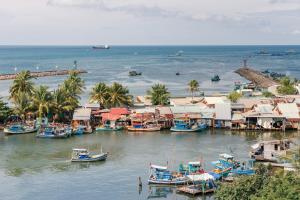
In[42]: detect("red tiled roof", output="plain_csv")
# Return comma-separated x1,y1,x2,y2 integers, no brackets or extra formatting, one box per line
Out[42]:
110,108,130,115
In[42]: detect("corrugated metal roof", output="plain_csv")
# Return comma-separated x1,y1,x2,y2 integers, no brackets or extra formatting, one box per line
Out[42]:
156,107,172,115
73,108,91,120
133,107,156,114
215,103,231,120
277,103,299,119
204,97,227,105
170,105,210,114
255,104,274,114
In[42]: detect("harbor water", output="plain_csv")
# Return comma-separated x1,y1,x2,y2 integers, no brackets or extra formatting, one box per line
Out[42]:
0,130,299,200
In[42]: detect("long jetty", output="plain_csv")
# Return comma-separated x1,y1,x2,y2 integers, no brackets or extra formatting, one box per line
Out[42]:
0,69,87,80
235,67,278,88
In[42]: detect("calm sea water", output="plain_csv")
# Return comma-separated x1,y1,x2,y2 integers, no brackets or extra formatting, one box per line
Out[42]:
1,46,300,200
0,130,299,200
1,45,300,101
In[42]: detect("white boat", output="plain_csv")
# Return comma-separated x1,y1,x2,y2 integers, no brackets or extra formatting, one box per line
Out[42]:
4,124,38,134
71,148,108,162
148,165,189,185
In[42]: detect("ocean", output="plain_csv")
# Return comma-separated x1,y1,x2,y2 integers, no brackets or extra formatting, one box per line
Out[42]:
1,45,300,102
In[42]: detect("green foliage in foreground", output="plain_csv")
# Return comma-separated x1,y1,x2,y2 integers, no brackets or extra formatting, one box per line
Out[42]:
277,77,298,95
0,97,12,123
227,91,242,103
215,164,300,200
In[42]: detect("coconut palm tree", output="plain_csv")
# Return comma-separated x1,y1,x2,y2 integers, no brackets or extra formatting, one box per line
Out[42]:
13,92,31,121
109,82,132,107
0,97,11,123
90,82,110,108
9,70,35,101
31,85,53,119
188,80,199,102
52,88,73,122
147,84,170,105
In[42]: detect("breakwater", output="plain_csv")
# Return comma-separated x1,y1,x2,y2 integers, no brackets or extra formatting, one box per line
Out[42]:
0,69,87,80
235,67,278,88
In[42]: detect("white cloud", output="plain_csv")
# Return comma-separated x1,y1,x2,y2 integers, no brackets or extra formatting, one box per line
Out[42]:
292,30,300,35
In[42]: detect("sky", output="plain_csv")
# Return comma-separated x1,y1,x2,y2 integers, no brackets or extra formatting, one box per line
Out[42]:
0,0,300,45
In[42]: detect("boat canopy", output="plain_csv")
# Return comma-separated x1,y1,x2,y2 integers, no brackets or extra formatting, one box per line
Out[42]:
188,161,201,166
72,148,88,152
251,143,260,150
150,165,167,170
187,173,214,181
219,153,234,159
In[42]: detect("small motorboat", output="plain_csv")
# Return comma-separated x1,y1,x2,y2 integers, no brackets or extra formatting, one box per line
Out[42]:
4,124,38,134
170,119,207,132
96,125,123,131
71,148,108,162
148,164,189,185
92,45,110,49
176,72,180,76
211,75,220,82
179,161,205,175
129,71,142,76
73,125,93,135
36,125,72,138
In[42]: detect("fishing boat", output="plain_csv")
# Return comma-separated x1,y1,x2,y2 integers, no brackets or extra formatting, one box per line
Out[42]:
92,45,110,49
148,165,189,185
249,139,292,162
179,161,205,175
170,119,207,132
96,124,123,131
71,148,108,162
4,124,38,134
127,121,161,132
231,160,255,175
36,125,72,138
73,125,93,135
211,75,220,82
177,173,217,195
129,71,142,76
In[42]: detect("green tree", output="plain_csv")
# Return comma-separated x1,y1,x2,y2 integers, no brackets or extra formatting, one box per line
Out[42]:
52,88,74,122
90,82,110,108
0,97,11,123
147,84,170,105
262,91,275,98
188,80,199,102
109,82,132,107
277,77,297,95
13,92,31,121
228,91,242,103
9,70,35,101
31,86,53,119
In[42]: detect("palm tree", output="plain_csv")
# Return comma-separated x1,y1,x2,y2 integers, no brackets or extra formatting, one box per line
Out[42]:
9,70,35,101
52,88,73,122
31,86,53,119
0,97,11,123
109,82,132,107
188,80,199,102
147,84,170,105
13,92,31,121
90,82,109,108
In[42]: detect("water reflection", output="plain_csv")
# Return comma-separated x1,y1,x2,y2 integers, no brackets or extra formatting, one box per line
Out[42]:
147,186,175,199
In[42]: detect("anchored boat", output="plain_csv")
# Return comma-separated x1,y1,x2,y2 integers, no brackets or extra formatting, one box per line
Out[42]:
36,125,72,138
179,161,205,175
211,75,220,82
148,165,189,185
4,124,38,134
71,148,108,162
170,119,207,132
127,121,161,132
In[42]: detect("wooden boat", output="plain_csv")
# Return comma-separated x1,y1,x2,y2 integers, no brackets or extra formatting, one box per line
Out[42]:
96,125,123,131
36,125,72,138
4,124,38,134
231,160,255,175
73,125,92,135
211,153,240,170
177,173,217,195
170,119,207,132
179,161,205,175
129,71,142,76
71,148,108,162
250,139,292,162
127,126,161,132
148,165,189,185
211,75,220,82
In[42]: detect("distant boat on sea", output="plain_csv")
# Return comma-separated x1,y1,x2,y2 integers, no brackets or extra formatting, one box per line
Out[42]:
92,45,110,50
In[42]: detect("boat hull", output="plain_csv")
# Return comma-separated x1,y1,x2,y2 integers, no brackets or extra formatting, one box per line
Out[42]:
170,126,206,132
127,127,161,132
4,128,38,135
148,178,188,185
36,133,71,138
71,153,108,162
96,126,123,131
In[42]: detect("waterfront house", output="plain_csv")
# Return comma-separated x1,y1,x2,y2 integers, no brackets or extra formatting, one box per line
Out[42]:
101,107,131,128
215,103,232,128
72,108,92,133
275,103,300,130
155,107,173,129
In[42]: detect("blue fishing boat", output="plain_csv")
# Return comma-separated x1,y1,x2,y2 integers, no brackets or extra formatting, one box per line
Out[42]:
71,148,108,162
36,125,72,138
211,153,240,170
179,161,204,175
4,124,38,134
96,124,123,131
170,119,207,132
148,165,189,185
73,125,92,135
231,160,255,175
